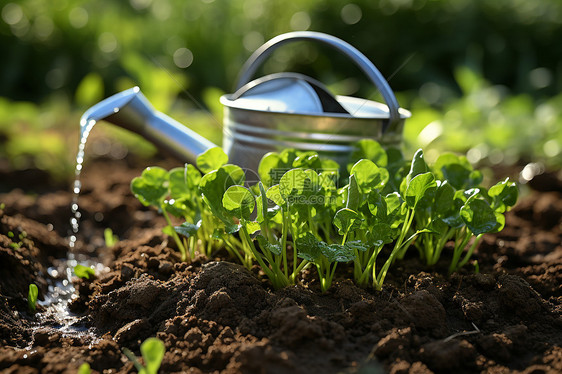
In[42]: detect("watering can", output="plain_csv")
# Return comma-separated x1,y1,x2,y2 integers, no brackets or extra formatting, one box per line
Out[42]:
81,31,411,173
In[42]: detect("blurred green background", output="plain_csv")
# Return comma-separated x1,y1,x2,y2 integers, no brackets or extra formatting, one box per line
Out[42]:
1,0,561,182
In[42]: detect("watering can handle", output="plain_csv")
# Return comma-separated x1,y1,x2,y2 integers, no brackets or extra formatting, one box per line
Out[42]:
235,31,401,127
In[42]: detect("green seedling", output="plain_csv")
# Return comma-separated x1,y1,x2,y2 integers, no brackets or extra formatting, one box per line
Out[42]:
131,140,517,291
7,230,26,250
78,362,91,374
28,283,38,313
74,264,96,280
104,228,118,247
408,152,518,273
123,337,165,374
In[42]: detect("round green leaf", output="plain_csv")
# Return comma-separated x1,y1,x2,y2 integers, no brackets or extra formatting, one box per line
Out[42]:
333,208,361,235
258,152,281,187
74,264,95,280
293,151,322,170
131,166,169,207
168,164,201,199
488,177,518,212
280,168,305,198
350,159,389,192
266,184,285,207
222,185,255,220
460,198,498,235
196,147,228,173
140,337,165,374
405,172,437,209
296,232,325,262
350,139,388,168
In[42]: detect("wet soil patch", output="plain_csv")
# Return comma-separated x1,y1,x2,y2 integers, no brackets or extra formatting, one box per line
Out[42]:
0,157,560,373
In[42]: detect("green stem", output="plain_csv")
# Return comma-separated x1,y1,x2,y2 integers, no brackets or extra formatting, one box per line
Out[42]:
376,210,419,290
457,233,483,270
281,208,289,277
287,205,297,276
357,245,381,286
188,236,195,258
241,223,289,288
449,227,472,274
162,207,188,261
428,227,455,266
327,262,338,288
239,225,276,281
396,208,415,261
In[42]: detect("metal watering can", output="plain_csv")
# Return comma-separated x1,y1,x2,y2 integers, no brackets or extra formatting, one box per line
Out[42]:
81,31,411,172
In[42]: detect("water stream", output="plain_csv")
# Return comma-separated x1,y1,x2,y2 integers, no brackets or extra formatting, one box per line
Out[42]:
69,118,96,249
28,118,101,346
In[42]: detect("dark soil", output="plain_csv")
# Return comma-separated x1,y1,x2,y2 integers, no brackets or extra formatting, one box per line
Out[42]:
0,156,560,374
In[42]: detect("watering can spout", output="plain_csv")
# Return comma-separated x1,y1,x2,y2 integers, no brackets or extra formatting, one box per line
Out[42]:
80,86,217,164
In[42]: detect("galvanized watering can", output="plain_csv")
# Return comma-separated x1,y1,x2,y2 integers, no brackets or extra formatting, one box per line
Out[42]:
81,31,411,172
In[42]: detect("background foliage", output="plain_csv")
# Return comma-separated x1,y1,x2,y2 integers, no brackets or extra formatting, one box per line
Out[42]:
1,0,561,181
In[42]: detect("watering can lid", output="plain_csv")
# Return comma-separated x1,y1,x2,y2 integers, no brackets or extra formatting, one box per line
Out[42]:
220,73,411,119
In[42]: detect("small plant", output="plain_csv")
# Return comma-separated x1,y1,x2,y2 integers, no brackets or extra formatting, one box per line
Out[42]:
104,228,119,247
7,230,26,250
131,140,517,291
122,337,165,374
74,264,96,280
407,151,518,273
28,283,38,313
77,362,91,374
130,149,236,262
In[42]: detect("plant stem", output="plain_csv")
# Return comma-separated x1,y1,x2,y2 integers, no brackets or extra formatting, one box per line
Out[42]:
281,208,289,278
457,233,483,270
239,224,278,282
162,208,188,261
449,227,472,274
429,227,455,265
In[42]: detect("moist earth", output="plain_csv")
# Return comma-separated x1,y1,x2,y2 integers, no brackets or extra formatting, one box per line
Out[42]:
0,157,561,374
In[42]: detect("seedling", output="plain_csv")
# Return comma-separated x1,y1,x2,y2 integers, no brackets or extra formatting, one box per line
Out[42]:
131,141,517,291
123,337,165,374
78,362,91,374
104,228,118,247
407,152,518,273
74,264,96,280
28,283,38,313
7,230,26,250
